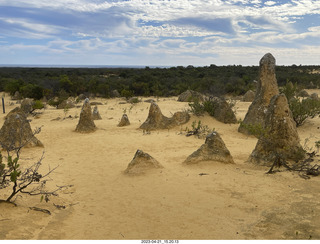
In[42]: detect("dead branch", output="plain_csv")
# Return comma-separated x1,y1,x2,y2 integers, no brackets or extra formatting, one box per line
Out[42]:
266,152,320,179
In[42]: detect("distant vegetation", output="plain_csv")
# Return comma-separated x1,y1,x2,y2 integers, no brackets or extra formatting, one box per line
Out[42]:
280,81,320,127
0,65,319,100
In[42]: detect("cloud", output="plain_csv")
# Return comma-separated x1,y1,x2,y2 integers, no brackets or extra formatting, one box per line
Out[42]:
1,0,320,66
264,1,277,6
243,15,293,32
171,17,235,35
0,5,137,39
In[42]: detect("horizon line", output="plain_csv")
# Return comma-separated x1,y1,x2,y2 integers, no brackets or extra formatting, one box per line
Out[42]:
1,64,320,69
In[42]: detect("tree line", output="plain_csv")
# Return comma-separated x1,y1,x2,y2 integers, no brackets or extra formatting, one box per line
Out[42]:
0,65,319,100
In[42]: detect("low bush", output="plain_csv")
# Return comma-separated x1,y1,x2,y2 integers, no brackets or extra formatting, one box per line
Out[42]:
281,81,320,127
289,97,320,127
188,100,206,116
32,100,45,110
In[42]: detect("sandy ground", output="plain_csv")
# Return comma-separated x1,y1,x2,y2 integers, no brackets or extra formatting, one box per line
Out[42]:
1,90,320,240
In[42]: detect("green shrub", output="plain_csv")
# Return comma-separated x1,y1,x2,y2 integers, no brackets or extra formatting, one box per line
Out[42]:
20,84,44,100
280,80,320,127
189,98,232,118
129,97,140,104
238,120,269,138
4,79,24,96
202,100,216,116
279,80,298,101
32,100,45,110
289,97,320,127
121,89,134,99
186,120,215,138
48,98,59,107
188,100,206,116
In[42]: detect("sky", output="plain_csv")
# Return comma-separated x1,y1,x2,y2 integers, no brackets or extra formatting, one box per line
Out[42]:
0,0,320,67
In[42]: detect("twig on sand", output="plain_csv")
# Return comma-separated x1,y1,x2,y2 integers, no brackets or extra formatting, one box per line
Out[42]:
29,207,51,215
53,203,66,209
0,218,10,221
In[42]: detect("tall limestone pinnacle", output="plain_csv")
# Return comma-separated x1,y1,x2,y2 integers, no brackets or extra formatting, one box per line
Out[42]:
248,94,305,165
238,53,280,135
75,98,96,133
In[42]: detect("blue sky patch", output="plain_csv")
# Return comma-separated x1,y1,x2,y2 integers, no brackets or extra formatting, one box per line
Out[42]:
0,0,320,66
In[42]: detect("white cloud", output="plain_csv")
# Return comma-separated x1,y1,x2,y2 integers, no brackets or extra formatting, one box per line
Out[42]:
1,0,320,65
264,1,276,6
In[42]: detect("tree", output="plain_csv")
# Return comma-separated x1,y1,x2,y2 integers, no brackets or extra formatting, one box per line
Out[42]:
59,75,73,94
4,79,24,96
0,125,69,203
19,84,44,100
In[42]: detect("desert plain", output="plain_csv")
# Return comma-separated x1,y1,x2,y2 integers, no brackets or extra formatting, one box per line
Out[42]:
1,90,320,240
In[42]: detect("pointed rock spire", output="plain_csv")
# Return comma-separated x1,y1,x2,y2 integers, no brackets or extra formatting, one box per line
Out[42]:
183,131,234,165
75,98,96,133
124,149,163,175
248,94,305,165
238,53,279,135
92,105,102,120
118,114,130,127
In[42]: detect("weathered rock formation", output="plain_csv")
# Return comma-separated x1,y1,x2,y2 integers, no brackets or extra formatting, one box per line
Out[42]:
243,90,255,102
144,99,155,103
124,149,163,175
12,91,21,100
183,131,234,165
310,93,319,101
20,98,34,114
212,97,237,124
248,94,305,166
0,107,43,150
75,98,96,133
77,94,86,100
238,53,279,135
57,97,76,109
118,114,130,127
111,90,120,98
178,90,204,102
298,89,309,97
92,105,102,120
140,102,190,130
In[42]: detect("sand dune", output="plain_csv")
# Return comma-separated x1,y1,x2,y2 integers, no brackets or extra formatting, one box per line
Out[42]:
1,92,320,240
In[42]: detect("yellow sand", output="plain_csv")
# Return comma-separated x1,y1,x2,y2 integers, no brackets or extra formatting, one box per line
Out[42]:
1,91,320,240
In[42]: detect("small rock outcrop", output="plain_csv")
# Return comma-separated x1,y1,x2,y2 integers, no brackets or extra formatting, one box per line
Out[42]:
57,97,75,109
118,114,130,127
172,111,191,125
12,91,21,100
238,53,279,135
20,98,34,114
310,93,319,101
75,98,96,133
92,105,102,120
248,94,305,166
212,97,237,124
298,89,309,97
178,90,204,102
183,131,234,165
124,150,163,175
144,99,155,103
77,94,86,100
140,102,190,130
242,90,255,102
0,107,43,150
111,90,120,98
